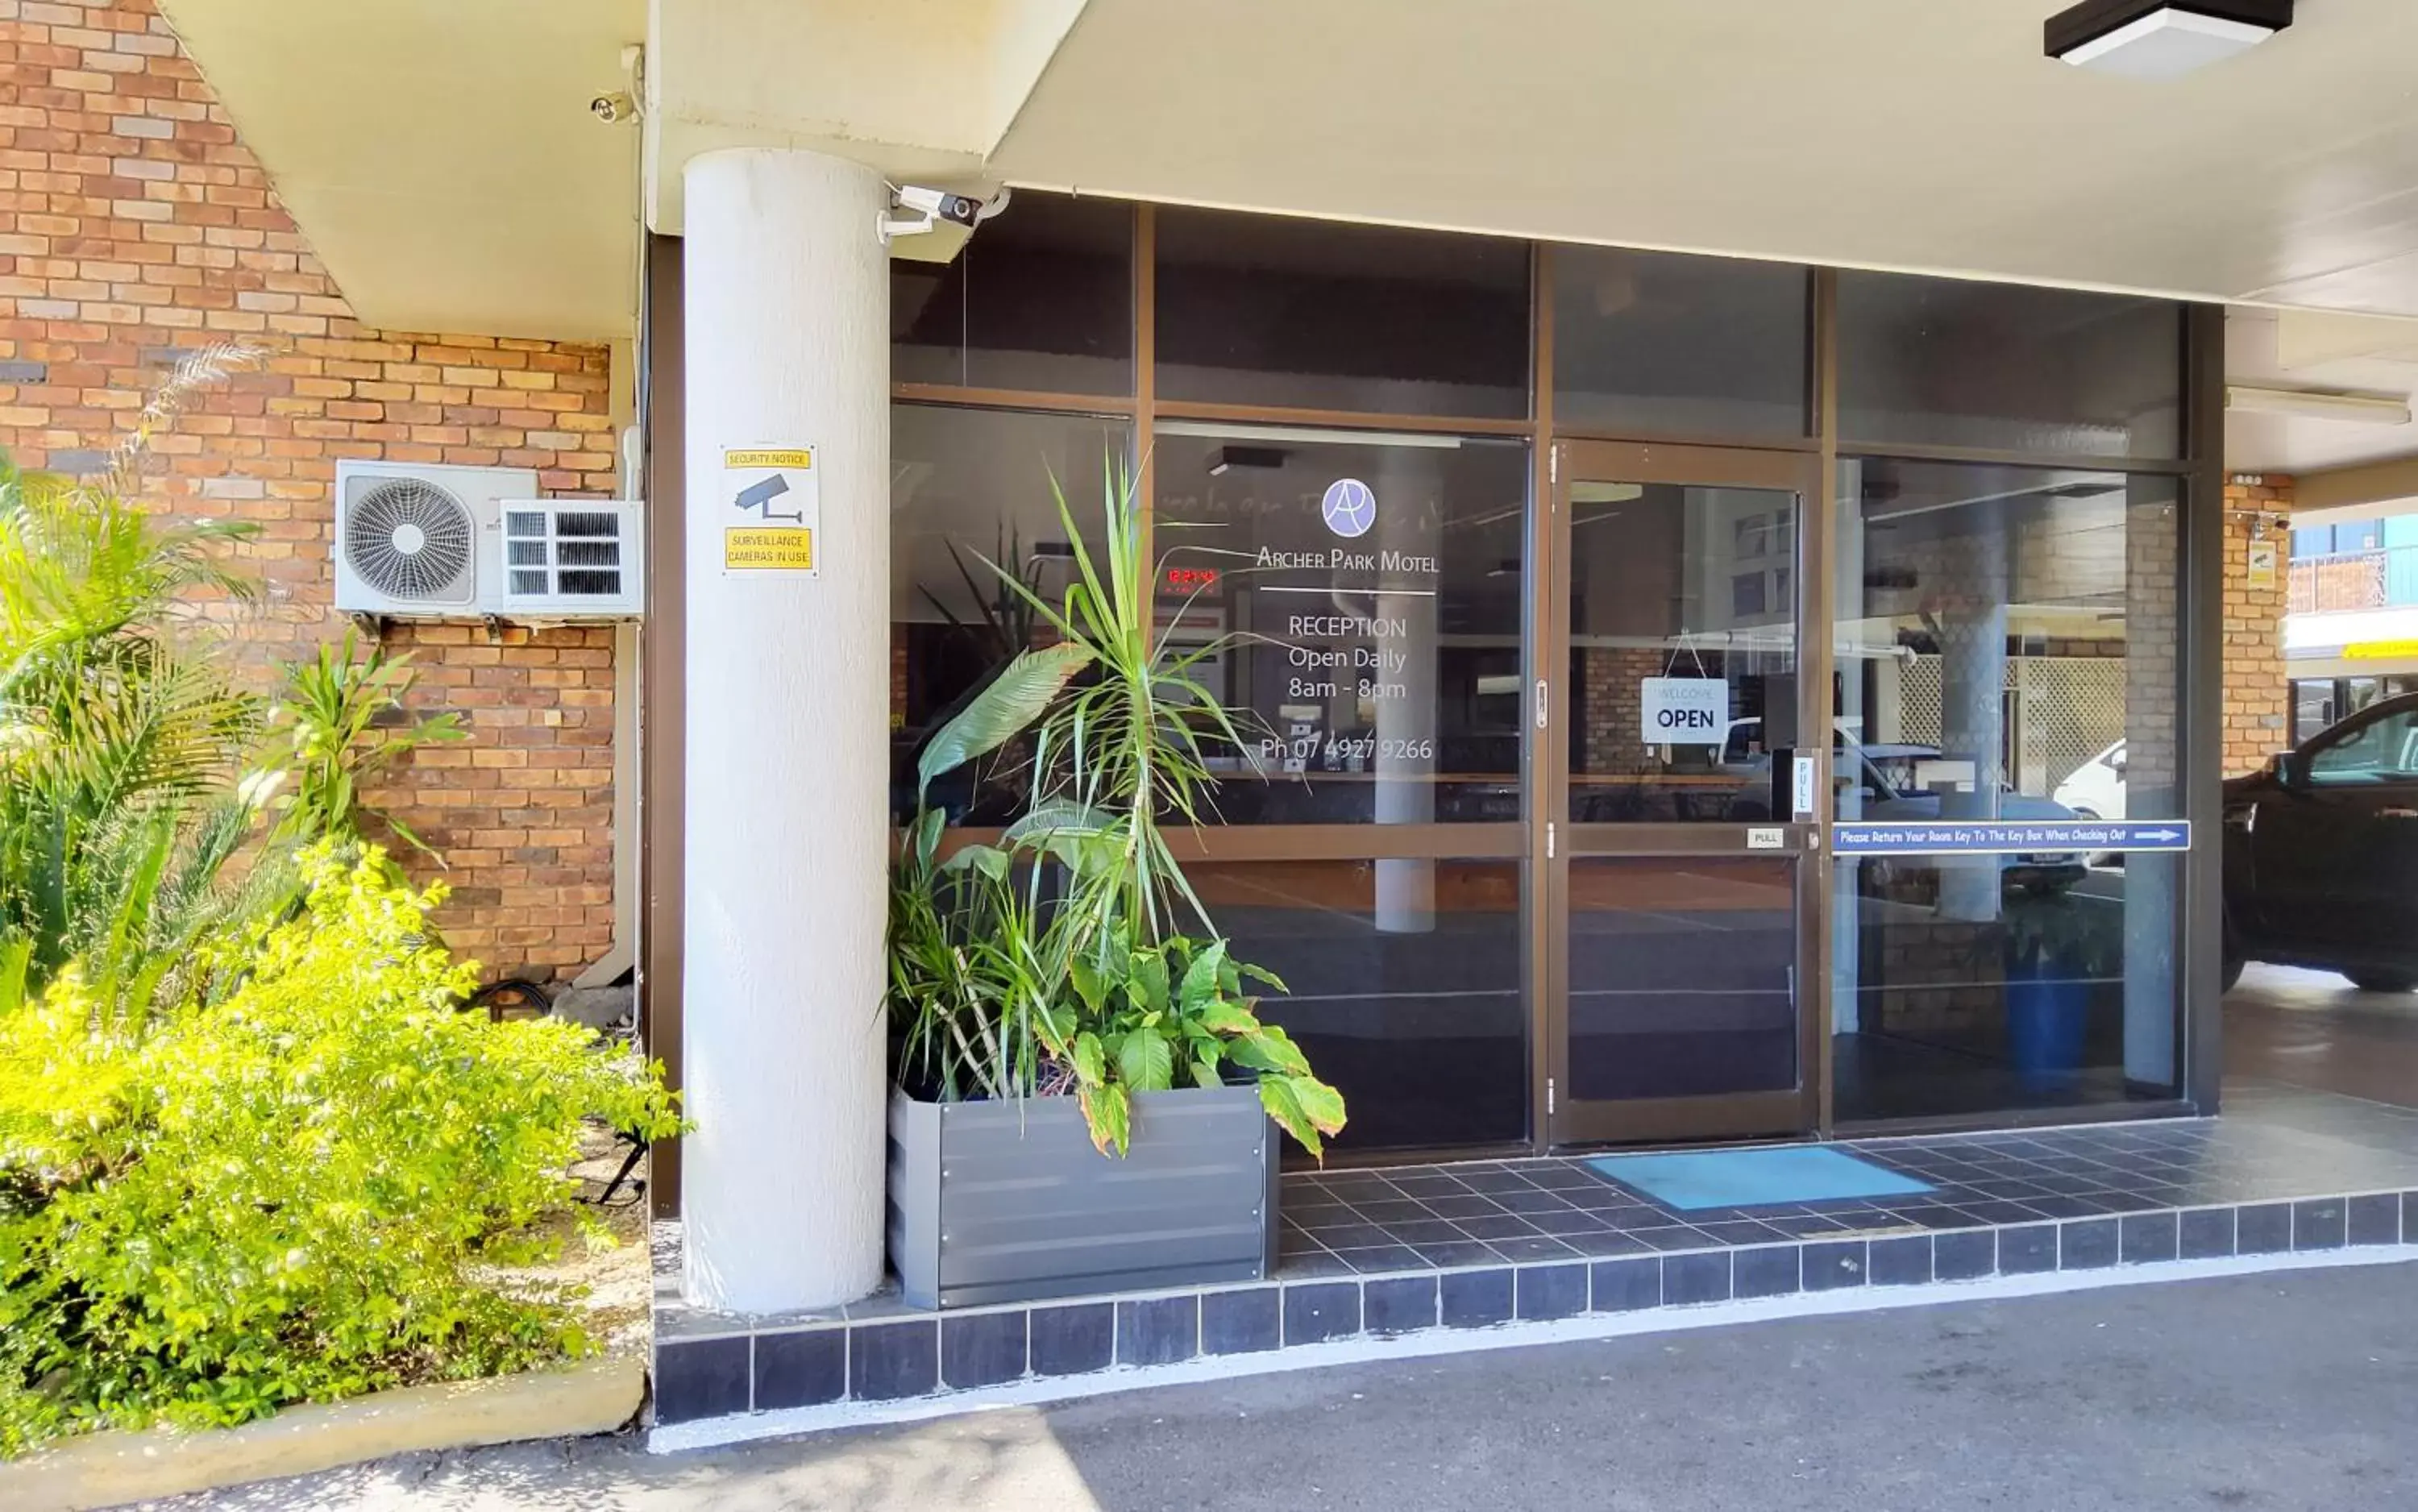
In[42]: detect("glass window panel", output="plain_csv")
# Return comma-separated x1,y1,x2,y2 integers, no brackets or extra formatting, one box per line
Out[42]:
2306,708,2418,783
1567,482,1800,822
2293,680,2339,745
1190,858,1526,1152
890,192,1133,394
1837,272,2182,459
1830,459,2183,1120
1566,857,1799,1100
1154,426,1527,824
1552,246,1807,438
889,404,1130,822
1155,208,1530,418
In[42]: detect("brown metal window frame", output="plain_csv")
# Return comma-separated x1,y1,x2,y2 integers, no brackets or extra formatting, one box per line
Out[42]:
645,201,2222,1198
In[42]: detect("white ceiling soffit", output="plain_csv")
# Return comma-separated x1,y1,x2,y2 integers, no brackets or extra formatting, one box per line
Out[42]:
644,0,1092,235
2227,308,2418,474
160,0,646,343
991,0,2418,314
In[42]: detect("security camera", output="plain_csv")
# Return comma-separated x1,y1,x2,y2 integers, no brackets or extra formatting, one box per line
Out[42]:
895,185,987,227
879,184,1011,243
589,92,634,124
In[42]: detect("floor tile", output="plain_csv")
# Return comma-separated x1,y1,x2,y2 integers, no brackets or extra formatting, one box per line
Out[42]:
1663,1250,1732,1305
1802,1240,1868,1290
2236,1203,2292,1256
850,1319,938,1402
1868,1234,1932,1287
1516,1263,1589,1320
1440,1268,1514,1327
1200,1288,1281,1356
1591,1256,1662,1311
2059,1217,2119,1271
2119,1211,2179,1265
1734,1244,1802,1298
754,1327,845,1410
1283,1281,1361,1345
656,1336,751,1424
940,1311,1027,1389
1115,1296,1199,1368
1028,1302,1114,1377
1364,1274,1440,1335
2178,1207,2236,1260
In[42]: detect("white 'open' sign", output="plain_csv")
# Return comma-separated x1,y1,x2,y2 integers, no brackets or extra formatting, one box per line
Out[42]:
1640,676,1729,745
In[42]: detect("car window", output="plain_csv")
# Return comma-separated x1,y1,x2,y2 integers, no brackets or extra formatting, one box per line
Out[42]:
2307,709,2418,785
1723,721,1760,765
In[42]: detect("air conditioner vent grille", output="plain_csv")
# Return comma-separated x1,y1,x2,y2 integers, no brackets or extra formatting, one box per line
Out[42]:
345,479,475,600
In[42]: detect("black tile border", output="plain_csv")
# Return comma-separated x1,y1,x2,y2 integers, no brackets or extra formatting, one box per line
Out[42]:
650,1186,2418,1428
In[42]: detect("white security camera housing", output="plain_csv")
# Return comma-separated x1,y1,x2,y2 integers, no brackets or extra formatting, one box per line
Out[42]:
880,184,1011,247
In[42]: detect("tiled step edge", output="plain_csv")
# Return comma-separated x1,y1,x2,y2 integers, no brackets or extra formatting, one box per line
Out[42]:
650,1192,2418,1447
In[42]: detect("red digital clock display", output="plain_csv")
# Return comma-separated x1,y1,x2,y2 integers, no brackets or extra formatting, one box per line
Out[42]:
1163,566,1222,593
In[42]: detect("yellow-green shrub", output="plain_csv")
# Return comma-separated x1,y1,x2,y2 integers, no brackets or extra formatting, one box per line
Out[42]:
0,848,681,1455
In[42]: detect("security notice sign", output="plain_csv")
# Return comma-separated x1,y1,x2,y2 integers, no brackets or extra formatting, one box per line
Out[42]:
1640,676,1729,744
722,446,818,575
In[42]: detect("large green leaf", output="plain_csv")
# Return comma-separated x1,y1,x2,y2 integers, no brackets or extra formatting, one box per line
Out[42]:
1177,938,1228,1013
1226,1024,1311,1077
1287,1074,1348,1135
1116,1027,1174,1092
1078,1080,1130,1156
1131,949,1170,1015
1071,1030,1107,1087
937,841,1009,880
915,642,1093,799
1257,1076,1319,1159
1190,1000,1260,1036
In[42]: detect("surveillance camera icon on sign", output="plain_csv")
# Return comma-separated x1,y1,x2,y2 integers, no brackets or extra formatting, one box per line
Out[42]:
1321,478,1376,539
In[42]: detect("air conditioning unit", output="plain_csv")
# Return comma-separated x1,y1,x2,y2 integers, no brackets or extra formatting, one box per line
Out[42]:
334,459,644,618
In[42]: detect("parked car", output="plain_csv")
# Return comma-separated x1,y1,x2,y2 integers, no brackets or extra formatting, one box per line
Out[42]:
2053,739,2127,821
2223,691,2418,993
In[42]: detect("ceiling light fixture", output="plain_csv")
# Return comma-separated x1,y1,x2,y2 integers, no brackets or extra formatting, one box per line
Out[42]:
2225,384,2413,426
2045,1,2291,78
1205,445,1286,476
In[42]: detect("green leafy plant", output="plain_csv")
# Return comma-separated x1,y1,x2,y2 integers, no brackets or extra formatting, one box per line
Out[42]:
0,350,282,1015
888,458,1345,1157
0,846,683,1455
1051,928,1340,1159
264,626,465,858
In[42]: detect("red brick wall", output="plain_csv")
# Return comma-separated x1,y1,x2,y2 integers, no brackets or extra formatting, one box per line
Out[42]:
2222,475,2293,776
0,0,621,979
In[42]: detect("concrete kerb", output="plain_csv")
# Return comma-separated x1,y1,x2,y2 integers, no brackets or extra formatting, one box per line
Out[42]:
0,1354,644,1512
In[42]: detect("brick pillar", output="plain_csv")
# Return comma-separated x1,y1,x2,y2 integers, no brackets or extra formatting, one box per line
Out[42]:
2221,475,2295,775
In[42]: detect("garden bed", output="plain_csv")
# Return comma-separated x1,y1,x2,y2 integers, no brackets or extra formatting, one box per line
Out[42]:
0,1130,654,1512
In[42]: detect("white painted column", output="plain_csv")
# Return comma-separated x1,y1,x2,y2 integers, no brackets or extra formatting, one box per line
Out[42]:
680,148,888,1313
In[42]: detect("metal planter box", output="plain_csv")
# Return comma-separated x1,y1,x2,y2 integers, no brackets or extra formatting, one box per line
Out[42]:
887,1084,1278,1311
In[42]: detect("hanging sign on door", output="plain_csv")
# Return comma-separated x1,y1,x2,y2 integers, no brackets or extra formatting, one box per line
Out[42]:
1640,676,1729,744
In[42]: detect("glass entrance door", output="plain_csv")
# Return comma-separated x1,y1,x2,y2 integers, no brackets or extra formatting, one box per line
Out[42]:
1541,441,1825,1145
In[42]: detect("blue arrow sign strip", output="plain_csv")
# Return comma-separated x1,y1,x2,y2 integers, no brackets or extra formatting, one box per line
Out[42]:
1830,820,2192,856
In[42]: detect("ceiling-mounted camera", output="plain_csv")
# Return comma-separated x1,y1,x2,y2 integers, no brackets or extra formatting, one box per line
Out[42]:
880,184,1011,244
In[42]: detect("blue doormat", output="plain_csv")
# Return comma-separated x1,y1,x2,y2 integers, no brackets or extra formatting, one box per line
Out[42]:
1587,1145,1934,1211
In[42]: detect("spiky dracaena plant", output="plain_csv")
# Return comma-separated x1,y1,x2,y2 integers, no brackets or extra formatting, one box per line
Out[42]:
890,457,1346,1156
0,343,280,1016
